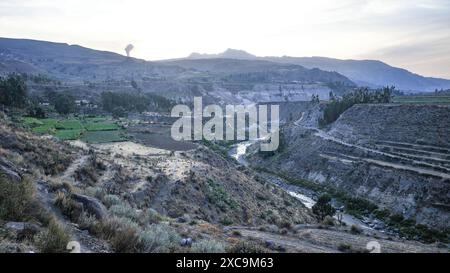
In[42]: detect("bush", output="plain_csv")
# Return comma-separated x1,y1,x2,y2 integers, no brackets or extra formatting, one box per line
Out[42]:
0,176,35,221
191,239,225,253
322,215,335,226
350,225,362,234
35,218,70,253
84,186,104,200
110,226,139,253
102,194,122,208
312,194,336,221
144,208,164,224
96,216,139,241
227,241,267,253
77,211,98,231
338,243,352,252
96,216,140,253
138,224,181,253
109,203,140,222
54,192,82,221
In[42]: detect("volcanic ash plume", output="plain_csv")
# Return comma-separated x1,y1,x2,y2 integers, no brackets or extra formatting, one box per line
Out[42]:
125,44,134,57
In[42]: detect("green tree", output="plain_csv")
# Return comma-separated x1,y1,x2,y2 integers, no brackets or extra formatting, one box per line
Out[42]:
54,93,76,115
0,74,28,108
312,194,336,221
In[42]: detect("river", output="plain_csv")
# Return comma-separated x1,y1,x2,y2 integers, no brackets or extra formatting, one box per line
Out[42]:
229,141,373,229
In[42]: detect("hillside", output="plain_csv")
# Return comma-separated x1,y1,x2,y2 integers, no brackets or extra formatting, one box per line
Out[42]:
249,104,450,231
0,38,187,83
0,38,357,104
0,113,316,252
1,111,446,253
182,49,450,92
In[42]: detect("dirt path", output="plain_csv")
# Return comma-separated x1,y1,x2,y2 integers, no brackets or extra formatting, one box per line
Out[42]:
226,227,336,253
59,155,90,183
37,155,110,253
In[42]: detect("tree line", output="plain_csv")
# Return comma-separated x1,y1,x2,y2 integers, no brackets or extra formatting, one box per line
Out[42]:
319,86,394,126
100,91,173,117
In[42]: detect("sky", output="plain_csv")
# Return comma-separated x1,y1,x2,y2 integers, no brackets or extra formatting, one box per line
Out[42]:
0,0,449,78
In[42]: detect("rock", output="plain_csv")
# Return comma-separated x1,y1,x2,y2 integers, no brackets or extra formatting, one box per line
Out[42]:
0,159,22,183
264,240,275,249
71,193,107,220
265,224,279,233
5,222,25,232
5,222,41,237
131,190,147,206
177,214,191,223
180,238,192,247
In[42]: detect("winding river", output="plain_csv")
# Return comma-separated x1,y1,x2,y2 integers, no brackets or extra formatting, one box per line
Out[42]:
229,141,373,229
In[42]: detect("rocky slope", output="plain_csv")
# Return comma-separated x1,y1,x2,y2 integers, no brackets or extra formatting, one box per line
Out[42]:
249,104,450,230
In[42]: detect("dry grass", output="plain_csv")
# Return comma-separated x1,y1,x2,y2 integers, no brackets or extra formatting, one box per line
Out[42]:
0,175,35,221
35,218,70,253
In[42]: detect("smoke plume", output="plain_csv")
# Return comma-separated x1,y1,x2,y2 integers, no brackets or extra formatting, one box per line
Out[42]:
125,44,134,57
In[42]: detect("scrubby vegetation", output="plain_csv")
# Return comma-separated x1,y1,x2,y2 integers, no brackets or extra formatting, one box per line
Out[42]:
101,91,174,116
191,239,225,253
35,218,70,253
0,176,35,221
0,74,28,108
319,87,394,126
312,194,335,221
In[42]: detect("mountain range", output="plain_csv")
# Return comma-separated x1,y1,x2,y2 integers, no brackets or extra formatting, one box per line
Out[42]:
1,38,449,92
183,48,450,92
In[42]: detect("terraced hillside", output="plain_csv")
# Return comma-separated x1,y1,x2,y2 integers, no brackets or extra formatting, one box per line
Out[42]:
249,104,450,229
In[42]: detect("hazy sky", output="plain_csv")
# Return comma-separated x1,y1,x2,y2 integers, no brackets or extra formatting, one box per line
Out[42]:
1,0,449,78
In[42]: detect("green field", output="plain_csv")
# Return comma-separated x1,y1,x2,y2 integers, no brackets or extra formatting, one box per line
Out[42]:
84,122,119,131
55,129,83,140
393,95,450,104
22,116,125,143
81,130,126,143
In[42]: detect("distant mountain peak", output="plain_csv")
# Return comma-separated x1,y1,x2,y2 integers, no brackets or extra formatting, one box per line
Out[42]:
220,48,256,59
187,48,256,60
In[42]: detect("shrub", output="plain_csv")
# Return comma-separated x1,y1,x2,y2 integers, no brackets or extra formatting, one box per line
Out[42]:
84,186,104,199
138,224,181,253
232,230,242,236
227,241,267,253
96,216,139,241
77,211,98,231
110,226,139,253
350,225,362,234
35,218,70,253
144,208,164,224
191,239,225,253
102,194,122,208
338,243,352,252
0,176,35,221
54,191,82,221
322,215,335,226
312,194,336,221
109,203,140,222
373,208,390,220
95,216,140,253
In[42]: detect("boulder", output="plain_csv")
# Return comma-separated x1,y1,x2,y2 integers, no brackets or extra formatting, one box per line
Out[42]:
180,238,192,247
5,222,41,238
71,193,107,220
0,159,22,183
